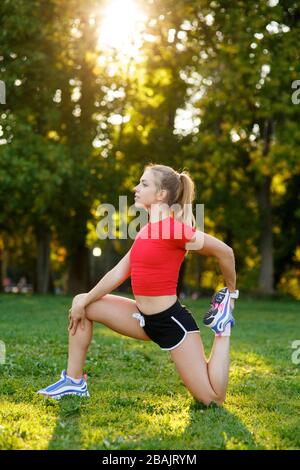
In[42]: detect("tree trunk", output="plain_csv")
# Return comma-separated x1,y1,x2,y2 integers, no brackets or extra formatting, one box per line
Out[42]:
257,176,274,294
257,119,274,294
0,257,2,293
0,246,9,293
36,229,51,294
67,241,91,295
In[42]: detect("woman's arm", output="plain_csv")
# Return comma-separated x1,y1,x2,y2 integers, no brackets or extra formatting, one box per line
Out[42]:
81,249,131,308
68,249,132,335
214,246,236,293
187,231,236,292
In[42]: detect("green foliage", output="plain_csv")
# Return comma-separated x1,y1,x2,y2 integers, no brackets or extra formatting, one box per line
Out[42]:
0,0,299,294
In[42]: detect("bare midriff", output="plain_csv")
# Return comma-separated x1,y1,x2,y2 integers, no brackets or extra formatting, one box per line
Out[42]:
134,294,177,315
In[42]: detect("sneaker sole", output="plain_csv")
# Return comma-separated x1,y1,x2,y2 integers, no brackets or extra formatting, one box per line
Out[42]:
203,290,231,329
38,391,90,400
211,295,233,333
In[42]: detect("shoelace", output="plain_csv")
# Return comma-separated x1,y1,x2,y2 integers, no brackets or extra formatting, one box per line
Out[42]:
132,312,145,327
206,290,227,317
212,290,227,307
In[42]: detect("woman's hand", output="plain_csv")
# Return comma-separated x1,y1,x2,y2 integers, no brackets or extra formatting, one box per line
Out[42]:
68,294,87,335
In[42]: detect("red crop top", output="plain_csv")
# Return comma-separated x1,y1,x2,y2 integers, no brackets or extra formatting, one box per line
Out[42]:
130,216,197,296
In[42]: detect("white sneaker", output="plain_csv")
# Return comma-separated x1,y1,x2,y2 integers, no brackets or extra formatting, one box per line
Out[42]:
203,288,235,334
37,370,90,400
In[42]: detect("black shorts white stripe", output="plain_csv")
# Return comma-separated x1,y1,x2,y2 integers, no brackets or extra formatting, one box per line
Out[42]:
132,298,200,350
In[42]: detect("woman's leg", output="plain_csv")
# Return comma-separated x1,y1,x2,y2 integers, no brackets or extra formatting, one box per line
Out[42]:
67,293,151,379
207,336,230,401
169,332,229,406
67,316,93,379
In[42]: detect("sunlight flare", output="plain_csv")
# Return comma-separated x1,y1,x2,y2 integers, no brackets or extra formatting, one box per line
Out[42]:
98,0,146,57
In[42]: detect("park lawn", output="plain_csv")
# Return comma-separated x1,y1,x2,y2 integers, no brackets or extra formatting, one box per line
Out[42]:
0,293,299,450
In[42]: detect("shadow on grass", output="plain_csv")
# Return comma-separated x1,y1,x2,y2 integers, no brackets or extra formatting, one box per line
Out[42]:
116,398,264,450
184,399,264,450
47,396,85,450
46,396,262,450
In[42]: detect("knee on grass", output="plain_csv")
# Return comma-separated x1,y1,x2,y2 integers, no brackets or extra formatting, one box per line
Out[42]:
195,393,225,408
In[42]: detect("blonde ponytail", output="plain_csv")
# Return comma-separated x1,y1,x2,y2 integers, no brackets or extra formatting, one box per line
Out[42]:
177,171,196,227
145,164,196,227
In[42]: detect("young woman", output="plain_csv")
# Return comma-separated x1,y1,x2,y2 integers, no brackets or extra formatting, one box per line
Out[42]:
37,164,238,406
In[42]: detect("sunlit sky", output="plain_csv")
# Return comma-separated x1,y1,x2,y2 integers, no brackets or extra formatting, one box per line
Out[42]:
97,0,146,58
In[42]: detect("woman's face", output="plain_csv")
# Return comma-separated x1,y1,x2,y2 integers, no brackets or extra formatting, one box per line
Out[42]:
133,170,166,210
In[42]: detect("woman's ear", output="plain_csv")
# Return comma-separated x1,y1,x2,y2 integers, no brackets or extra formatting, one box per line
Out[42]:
157,188,168,201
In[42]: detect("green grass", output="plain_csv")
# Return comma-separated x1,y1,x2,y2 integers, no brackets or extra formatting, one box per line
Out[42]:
0,292,299,450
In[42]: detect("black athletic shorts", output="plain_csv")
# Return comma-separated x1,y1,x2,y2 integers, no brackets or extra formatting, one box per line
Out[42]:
132,298,200,351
